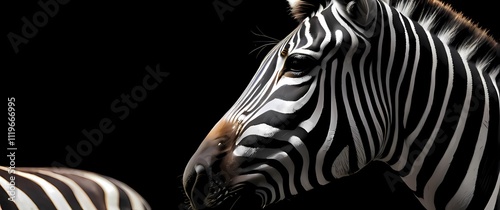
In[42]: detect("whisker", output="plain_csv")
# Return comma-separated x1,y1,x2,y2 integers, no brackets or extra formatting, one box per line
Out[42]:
249,43,278,58
249,26,281,58
251,32,280,42
253,40,280,43
229,195,243,210
251,26,281,42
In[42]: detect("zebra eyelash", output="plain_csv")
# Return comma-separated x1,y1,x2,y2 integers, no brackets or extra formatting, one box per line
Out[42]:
282,53,319,78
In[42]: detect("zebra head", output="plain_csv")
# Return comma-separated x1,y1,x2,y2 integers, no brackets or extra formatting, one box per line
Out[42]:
183,0,384,209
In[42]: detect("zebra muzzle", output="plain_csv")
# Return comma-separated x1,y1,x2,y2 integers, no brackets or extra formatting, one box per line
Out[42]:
183,137,233,209
185,164,210,209
184,163,238,210
183,119,253,209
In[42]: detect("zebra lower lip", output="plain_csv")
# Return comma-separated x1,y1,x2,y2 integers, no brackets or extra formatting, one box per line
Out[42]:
206,186,236,207
185,166,239,209
204,184,261,210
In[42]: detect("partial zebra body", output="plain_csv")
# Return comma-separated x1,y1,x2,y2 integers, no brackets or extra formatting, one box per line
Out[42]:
182,0,499,209
0,166,151,210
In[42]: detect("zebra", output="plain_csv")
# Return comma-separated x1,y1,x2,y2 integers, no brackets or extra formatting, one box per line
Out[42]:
0,166,151,210
182,0,499,209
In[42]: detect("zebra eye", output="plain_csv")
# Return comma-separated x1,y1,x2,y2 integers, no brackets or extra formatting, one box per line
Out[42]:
346,1,357,17
283,53,318,77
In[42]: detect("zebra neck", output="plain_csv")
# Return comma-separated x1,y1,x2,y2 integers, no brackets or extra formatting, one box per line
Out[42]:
371,3,500,209
374,2,461,165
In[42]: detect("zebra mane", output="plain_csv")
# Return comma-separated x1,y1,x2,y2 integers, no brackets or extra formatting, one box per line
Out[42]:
389,0,500,78
287,0,499,80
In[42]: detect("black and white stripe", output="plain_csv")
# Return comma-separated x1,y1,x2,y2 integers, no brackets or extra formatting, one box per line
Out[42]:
182,0,499,209
0,166,151,210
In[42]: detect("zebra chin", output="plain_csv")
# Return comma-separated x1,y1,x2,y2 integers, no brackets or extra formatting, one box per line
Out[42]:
182,165,263,210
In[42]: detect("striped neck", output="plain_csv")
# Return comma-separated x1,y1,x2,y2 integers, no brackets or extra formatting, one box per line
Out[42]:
372,1,499,209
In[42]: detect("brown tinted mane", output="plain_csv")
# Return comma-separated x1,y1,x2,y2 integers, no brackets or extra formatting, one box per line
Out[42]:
392,0,499,75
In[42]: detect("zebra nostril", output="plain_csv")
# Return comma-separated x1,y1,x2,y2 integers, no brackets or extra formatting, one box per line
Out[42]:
187,165,210,210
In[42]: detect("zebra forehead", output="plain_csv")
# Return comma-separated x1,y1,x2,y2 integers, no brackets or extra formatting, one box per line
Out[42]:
287,0,332,21
286,8,353,60
289,15,332,59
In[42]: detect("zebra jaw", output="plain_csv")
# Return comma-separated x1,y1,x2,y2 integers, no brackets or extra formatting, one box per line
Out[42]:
183,164,261,210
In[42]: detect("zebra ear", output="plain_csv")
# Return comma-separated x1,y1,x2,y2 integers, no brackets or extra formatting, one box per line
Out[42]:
345,0,377,26
287,0,328,22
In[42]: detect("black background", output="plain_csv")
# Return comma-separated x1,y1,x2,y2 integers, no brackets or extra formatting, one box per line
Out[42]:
4,0,498,209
